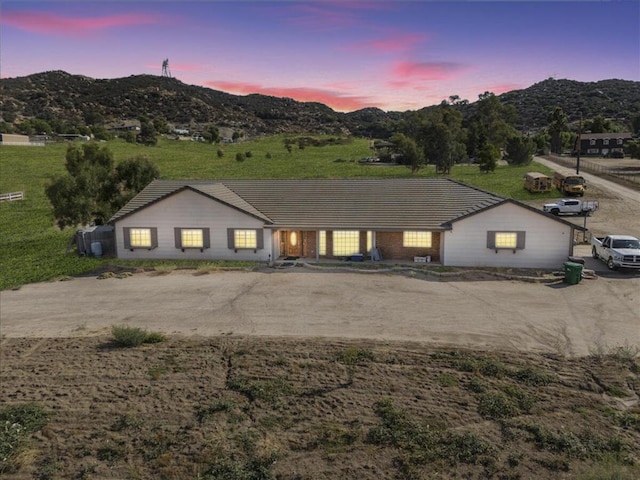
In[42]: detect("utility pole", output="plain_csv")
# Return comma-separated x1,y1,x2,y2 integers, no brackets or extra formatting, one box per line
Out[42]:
576,112,582,175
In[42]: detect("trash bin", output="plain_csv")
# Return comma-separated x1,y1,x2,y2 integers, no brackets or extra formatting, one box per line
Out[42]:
563,261,583,285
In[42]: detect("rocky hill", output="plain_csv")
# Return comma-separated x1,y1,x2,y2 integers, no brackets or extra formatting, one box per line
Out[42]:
1,71,638,137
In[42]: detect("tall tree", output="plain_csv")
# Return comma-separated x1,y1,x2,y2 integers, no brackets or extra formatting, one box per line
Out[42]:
547,106,568,154
464,92,518,157
477,144,500,173
46,144,159,228
389,133,425,174
504,135,535,166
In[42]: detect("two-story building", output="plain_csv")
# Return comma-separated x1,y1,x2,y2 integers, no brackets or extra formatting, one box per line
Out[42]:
577,132,633,157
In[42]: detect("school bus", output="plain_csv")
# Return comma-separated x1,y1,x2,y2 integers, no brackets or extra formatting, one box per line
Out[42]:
552,172,586,196
523,172,552,193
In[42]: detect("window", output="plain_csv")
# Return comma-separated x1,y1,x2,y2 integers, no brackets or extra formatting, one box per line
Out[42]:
367,231,373,253
319,231,326,255
182,229,203,248
617,138,624,145
174,228,210,250
495,232,517,248
403,231,432,248
123,227,158,250
131,228,151,247
235,230,257,248
487,231,525,252
332,231,360,256
590,139,596,146
227,228,263,250
603,138,609,145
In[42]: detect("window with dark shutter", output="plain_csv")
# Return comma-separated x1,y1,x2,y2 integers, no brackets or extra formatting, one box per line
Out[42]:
487,231,525,252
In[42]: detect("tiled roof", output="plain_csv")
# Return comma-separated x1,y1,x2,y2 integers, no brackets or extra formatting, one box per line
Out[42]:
110,178,506,230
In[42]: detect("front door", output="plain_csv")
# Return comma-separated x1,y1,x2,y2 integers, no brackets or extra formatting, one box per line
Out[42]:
281,230,301,258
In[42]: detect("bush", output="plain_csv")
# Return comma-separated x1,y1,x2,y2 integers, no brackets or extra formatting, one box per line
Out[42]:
477,392,518,419
337,346,375,365
610,150,624,158
111,325,166,347
235,152,245,162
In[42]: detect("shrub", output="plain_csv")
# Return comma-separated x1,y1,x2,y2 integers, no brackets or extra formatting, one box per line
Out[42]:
111,325,166,347
477,392,518,419
337,346,375,365
235,152,245,162
217,148,224,158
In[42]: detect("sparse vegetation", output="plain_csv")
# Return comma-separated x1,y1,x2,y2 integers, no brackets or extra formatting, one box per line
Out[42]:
110,325,166,347
1,338,639,479
0,403,49,473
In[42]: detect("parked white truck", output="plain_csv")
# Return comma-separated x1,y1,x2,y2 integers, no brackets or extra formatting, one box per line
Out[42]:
542,199,599,216
591,234,640,270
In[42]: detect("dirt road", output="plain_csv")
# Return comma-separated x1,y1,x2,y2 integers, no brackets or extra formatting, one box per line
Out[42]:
2,267,639,356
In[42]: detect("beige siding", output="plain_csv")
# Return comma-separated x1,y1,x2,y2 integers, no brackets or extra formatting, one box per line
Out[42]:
115,189,272,261
443,203,572,268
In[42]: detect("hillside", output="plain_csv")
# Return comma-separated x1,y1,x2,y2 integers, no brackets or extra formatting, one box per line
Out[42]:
1,71,639,137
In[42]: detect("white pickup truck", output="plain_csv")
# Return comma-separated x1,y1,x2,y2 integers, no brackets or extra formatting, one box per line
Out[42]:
591,234,640,270
542,199,599,216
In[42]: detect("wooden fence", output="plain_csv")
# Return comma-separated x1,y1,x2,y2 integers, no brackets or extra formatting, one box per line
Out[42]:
546,155,640,187
0,191,24,202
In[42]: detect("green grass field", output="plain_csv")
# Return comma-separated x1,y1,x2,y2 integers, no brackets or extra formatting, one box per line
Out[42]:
0,135,557,290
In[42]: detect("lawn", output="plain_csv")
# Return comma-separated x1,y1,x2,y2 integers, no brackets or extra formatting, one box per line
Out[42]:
0,135,557,290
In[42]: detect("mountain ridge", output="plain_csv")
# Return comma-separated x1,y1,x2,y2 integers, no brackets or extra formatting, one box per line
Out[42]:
1,71,638,137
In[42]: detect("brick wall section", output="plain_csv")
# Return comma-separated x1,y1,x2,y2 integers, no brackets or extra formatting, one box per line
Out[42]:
376,232,441,261
301,231,317,257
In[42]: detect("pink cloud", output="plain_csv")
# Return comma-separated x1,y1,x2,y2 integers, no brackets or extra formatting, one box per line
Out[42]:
1,10,164,36
344,33,428,53
392,61,465,81
205,81,374,112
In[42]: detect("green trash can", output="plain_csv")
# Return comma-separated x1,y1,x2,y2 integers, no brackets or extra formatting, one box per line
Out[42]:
563,261,583,285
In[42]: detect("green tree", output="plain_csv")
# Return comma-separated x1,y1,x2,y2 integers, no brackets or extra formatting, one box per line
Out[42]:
547,106,568,154
46,144,159,228
627,139,640,159
401,104,466,174
153,116,170,134
389,133,424,173
203,125,220,143
464,92,518,157
583,115,611,134
113,156,159,210
138,115,157,146
504,135,535,166
477,144,500,173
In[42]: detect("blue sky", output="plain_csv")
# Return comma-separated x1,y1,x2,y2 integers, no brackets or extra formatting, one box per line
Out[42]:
2,1,639,112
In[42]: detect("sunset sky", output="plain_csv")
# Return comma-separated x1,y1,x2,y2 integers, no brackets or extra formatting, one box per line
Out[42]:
2,1,639,112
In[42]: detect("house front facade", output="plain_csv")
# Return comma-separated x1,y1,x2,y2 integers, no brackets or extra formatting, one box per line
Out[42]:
110,178,580,268
577,132,633,157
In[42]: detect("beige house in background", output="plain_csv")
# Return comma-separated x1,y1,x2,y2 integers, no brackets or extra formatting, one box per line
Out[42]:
109,178,581,269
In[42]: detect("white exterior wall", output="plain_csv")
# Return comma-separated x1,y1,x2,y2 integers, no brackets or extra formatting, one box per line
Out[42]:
114,189,272,261
442,203,573,269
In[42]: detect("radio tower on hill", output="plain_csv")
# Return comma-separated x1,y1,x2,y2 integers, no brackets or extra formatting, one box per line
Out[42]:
161,58,172,78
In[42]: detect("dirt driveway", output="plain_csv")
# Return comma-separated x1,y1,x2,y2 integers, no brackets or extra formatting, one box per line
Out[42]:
1,266,639,357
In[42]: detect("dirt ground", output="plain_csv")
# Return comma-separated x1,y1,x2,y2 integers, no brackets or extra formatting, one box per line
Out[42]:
1,156,639,479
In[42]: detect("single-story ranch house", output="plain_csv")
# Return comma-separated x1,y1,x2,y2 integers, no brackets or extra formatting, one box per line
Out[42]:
109,178,582,269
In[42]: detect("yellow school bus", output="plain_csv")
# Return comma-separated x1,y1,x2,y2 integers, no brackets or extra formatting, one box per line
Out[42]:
524,172,552,193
